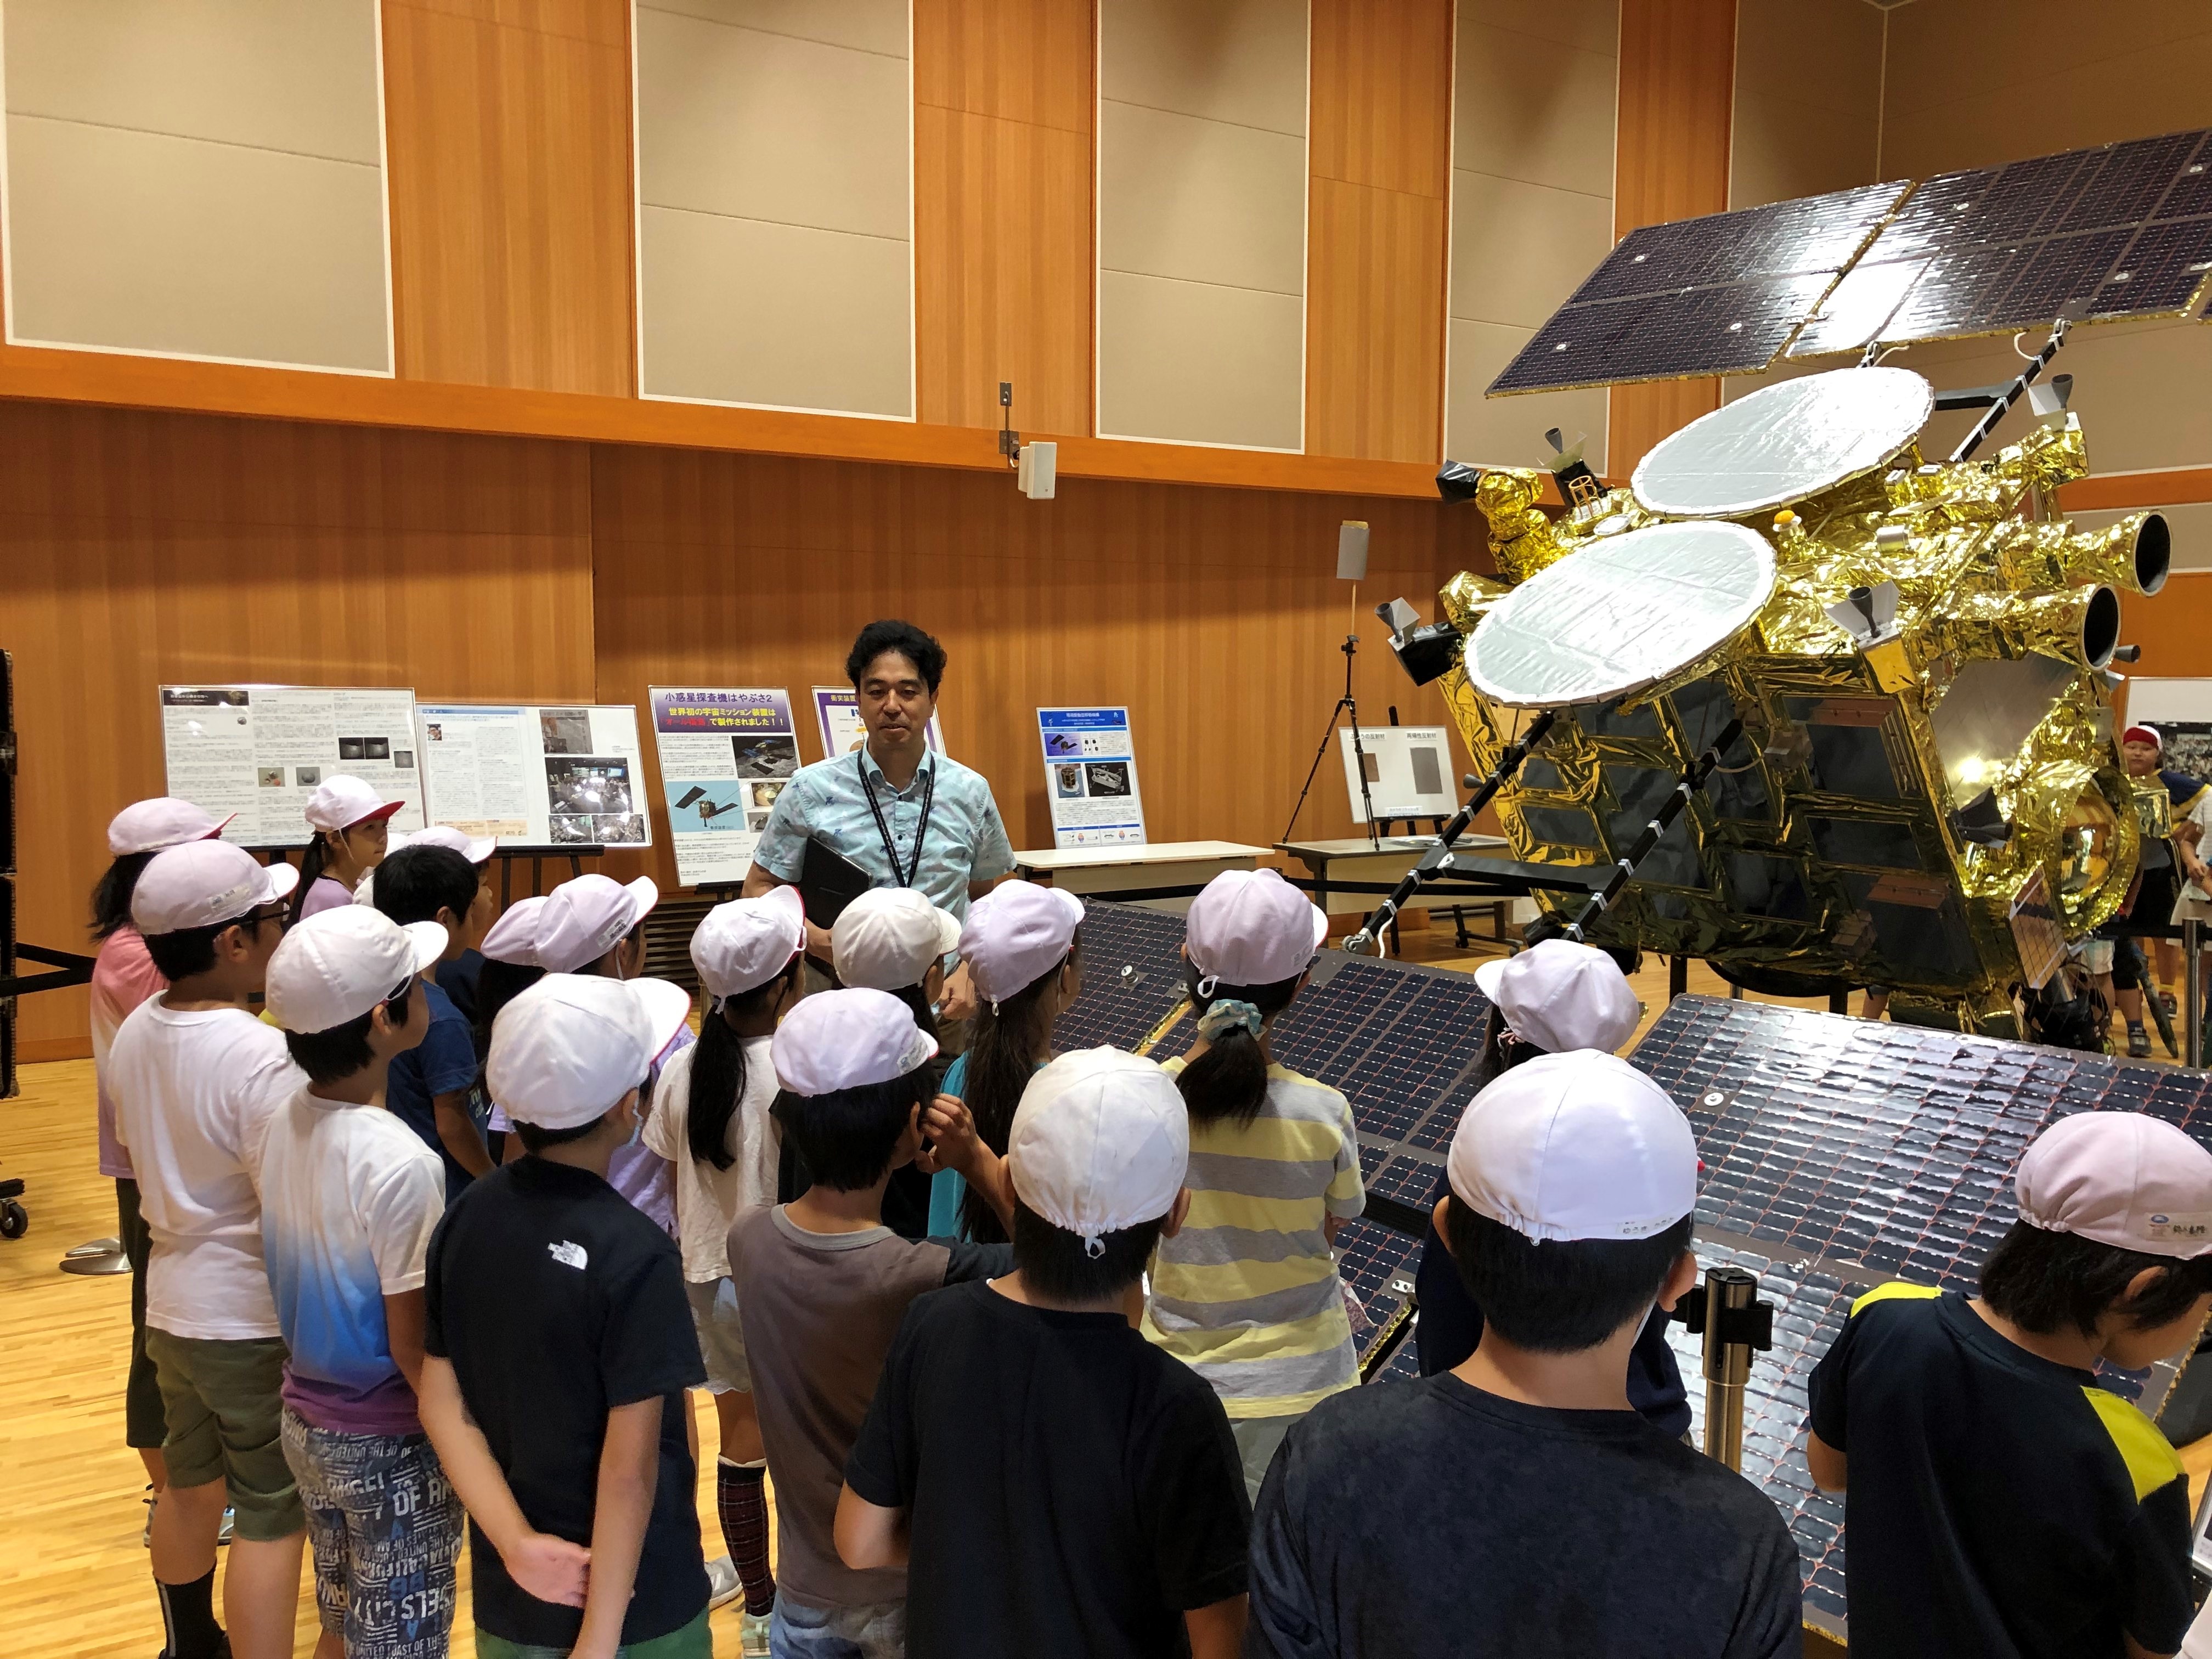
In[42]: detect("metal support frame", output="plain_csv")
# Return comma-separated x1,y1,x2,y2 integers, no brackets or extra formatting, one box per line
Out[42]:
1949,318,2069,464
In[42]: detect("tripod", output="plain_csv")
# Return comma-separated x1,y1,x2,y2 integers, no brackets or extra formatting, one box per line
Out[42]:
1284,593,1381,849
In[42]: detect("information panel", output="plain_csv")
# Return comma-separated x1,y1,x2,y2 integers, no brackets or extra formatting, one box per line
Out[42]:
1038,707,1146,849
160,684,426,847
649,686,799,886
415,703,651,848
811,686,946,760
1338,725,1457,824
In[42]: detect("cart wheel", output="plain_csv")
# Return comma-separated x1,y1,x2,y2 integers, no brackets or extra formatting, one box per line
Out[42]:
0,1199,27,1239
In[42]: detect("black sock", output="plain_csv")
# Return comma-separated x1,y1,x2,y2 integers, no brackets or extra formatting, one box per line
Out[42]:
156,1566,222,1659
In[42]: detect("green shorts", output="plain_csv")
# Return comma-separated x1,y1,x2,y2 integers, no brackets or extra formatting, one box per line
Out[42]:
475,1610,711,1659
144,1329,302,1541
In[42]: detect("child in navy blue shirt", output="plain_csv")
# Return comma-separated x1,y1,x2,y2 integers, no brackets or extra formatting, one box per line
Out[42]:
373,844,498,1203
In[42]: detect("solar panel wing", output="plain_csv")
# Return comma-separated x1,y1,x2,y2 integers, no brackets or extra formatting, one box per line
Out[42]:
1488,182,1910,395
1053,900,1190,1054
1791,127,2212,357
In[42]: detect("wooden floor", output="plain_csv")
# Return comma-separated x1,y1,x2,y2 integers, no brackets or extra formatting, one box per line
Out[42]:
0,1057,764,1658
0,936,2180,1655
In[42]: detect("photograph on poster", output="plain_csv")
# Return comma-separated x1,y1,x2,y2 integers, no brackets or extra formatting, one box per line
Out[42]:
545,757,635,818
749,780,787,810
1054,763,1084,798
540,709,594,754
1086,762,1130,797
295,765,321,786
257,768,283,788
664,780,748,833
733,735,799,778
594,813,648,844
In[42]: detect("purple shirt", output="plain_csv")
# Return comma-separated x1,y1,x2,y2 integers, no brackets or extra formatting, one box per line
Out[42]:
297,876,357,919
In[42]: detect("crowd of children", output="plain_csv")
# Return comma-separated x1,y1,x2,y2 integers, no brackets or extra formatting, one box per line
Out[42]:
86,782,2212,1659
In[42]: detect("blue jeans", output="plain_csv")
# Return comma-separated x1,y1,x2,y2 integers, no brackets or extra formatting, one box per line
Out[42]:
770,1595,906,1659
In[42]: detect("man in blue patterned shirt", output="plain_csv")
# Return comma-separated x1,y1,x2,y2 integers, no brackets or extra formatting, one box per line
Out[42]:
744,620,1015,1019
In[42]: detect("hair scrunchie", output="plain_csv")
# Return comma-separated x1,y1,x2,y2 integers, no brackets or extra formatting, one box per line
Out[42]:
1197,998,1263,1042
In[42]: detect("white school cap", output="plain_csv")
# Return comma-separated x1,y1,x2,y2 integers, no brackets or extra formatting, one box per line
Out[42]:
692,888,806,1002
265,906,446,1035
772,986,938,1096
488,973,693,1131
534,874,660,973
302,775,405,833
960,881,1084,1007
1473,939,1643,1055
131,840,300,936
1008,1047,1189,1252
481,895,548,964
832,888,961,991
1448,1050,1697,1244
108,797,232,856
1186,868,1327,995
2016,1111,2212,1260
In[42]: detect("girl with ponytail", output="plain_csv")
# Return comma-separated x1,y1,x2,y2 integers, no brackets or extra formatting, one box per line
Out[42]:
1142,869,1364,1501
290,775,404,923
924,881,1085,1242
639,890,807,1642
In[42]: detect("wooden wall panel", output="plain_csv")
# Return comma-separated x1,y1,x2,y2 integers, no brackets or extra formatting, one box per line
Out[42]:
1608,0,1735,472
913,0,1095,435
589,444,1478,883
381,0,634,395
1304,0,1453,462
0,402,596,1056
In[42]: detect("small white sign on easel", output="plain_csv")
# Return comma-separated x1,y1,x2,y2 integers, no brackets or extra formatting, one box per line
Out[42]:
1339,726,1456,824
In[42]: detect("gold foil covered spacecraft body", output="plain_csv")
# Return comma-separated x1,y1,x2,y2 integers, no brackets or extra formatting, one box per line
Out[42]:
1440,366,2169,1038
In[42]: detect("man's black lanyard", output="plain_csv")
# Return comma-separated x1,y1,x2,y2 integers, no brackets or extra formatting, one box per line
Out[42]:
861,751,934,890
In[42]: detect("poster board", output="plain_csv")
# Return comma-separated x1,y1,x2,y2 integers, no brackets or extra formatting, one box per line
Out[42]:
2126,680,2212,781
1038,707,1146,848
415,703,651,847
811,686,945,759
160,684,426,847
1338,725,1457,824
648,687,799,885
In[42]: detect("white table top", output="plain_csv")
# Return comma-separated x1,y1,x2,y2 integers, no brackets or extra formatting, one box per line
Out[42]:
1276,834,1507,860
1013,839,1270,870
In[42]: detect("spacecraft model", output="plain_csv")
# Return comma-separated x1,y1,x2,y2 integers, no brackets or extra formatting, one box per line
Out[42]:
1370,128,2212,1037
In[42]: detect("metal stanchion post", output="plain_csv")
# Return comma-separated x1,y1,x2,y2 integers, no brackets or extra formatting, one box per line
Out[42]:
2188,919,2203,1070
1673,1263,1774,1474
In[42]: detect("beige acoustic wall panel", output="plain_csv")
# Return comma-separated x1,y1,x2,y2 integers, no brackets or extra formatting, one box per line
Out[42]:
1729,0,1882,211
634,0,913,418
1097,0,1309,451
1443,0,1616,472
1,0,390,373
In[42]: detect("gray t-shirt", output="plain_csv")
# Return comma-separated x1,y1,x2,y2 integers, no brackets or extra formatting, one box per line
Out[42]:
726,1205,1009,1608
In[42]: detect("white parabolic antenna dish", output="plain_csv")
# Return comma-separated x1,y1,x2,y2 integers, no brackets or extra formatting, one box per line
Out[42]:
1630,366,1934,519
1467,521,1778,709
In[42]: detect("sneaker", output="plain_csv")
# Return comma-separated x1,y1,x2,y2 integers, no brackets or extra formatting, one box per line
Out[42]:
217,1508,233,1547
739,1607,772,1657
705,1555,742,1611
2129,1024,2152,1058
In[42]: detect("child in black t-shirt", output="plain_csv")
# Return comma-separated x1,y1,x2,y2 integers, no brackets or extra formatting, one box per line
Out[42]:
419,971,708,1659
838,1047,1251,1659
1246,1049,1801,1658
1807,1109,2212,1659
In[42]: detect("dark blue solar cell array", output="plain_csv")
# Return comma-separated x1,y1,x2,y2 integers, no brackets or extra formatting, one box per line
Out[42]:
1638,995,2193,1625
1053,900,1192,1057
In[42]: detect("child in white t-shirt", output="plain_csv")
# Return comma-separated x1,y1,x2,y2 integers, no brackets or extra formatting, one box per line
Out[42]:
108,840,306,1659
258,906,460,1659
642,890,806,1649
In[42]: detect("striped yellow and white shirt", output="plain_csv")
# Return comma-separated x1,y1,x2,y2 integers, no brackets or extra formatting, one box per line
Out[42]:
1142,1059,1366,1419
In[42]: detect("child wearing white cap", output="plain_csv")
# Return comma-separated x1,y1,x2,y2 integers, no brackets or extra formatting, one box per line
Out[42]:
638,890,808,1646
1806,1110,2212,1658
291,775,405,923
370,842,503,1203
255,906,461,1659
1246,1050,1801,1657
925,879,1085,1243
726,988,1014,1658
839,1046,1251,1659
89,797,230,1502
1410,939,1690,1436
472,873,690,1234
419,973,712,1659
105,839,308,1659
1140,868,1364,1499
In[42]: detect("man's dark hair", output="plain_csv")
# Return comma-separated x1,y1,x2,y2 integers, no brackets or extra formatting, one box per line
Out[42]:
144,915,264,982
770,1065,932,1192
284,981,417,1086
91,852,157,942
513,1109,618,1153
1011,1199,1166,1302
1980,1218,2212,1337
846,620,946,696
1444,1204,1695,1353
373,844,477,930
